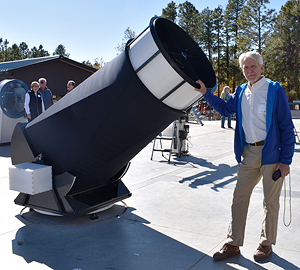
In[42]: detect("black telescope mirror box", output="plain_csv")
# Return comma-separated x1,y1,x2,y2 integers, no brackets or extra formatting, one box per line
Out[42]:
9,17,216,218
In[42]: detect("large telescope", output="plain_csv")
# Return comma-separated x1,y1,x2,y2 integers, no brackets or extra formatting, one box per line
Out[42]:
9,17,216,217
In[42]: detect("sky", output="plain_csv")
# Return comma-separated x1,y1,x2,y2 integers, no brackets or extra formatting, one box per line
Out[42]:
1,0,285,64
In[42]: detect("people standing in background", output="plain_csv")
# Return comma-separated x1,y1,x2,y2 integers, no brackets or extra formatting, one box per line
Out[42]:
24,81,45,122
220,86,232,128
38,77,53,110
67,80,76,93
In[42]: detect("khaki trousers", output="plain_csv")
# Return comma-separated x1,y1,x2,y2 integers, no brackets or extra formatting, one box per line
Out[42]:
227,144,284,246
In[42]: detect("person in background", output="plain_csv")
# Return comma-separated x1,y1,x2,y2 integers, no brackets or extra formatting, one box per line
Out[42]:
24,81,45,122
67,80,76,93
194,51,295,262
220,86,232,128
38,77,53,110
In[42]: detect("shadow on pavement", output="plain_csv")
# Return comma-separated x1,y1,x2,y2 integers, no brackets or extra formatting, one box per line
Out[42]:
12,207,209,270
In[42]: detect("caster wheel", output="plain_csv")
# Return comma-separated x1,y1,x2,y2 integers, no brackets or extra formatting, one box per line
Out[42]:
90,214,99,220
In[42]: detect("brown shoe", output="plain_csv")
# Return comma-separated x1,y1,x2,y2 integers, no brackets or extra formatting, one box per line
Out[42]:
213,243,240,261
254,245,272,261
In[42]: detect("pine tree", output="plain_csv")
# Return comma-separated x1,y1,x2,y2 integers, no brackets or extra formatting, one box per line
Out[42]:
264,0,300,99
19,42,29,59
224,0,246,89
53,44,70,57
199,8,214,62
9,44,22,61
29,45,49,58
38,45,49,57
3,39,9,62
212,6,226,95
177,1,200,42
161,1,177,22
237,0,276,53
0,38,3,62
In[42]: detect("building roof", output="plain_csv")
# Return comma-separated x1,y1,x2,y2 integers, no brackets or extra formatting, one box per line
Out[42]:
0,55,97,73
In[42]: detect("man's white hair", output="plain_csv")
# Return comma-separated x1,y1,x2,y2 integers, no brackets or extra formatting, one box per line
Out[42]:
239,51,263,69
38,77,47,84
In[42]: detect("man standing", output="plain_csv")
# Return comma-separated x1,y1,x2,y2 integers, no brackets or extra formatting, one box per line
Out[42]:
67,80,76,93
38,77,53,110
194,51,295,261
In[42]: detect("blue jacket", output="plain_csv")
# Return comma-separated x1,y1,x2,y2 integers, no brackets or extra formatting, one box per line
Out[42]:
203,79,295,165
39,88,53,110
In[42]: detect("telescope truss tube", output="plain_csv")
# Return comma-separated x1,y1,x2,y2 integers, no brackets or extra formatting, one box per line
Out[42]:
11,17,216,217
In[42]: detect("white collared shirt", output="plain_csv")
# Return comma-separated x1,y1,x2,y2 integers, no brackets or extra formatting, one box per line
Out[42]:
241,76,269,143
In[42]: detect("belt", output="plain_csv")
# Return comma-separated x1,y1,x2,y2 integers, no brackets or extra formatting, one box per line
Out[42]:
249,140,264,146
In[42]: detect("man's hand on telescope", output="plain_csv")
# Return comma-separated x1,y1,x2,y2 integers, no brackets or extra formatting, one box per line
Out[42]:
194,79,207,95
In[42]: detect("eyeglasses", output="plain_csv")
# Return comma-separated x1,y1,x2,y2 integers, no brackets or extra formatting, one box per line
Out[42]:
40,81,45,84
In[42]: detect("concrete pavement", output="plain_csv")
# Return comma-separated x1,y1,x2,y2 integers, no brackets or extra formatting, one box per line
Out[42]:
0,118,299,270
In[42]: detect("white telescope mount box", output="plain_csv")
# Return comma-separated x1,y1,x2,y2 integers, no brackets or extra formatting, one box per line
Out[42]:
9,162,52,195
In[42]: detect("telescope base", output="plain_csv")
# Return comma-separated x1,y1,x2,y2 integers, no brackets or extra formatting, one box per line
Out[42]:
33,203,114,217
14,179,131,218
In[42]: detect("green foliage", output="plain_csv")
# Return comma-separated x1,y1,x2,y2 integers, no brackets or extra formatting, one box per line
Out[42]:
264,0,300,99
161,1,177,22
29,45,50,58
211,6,227,94
237,0,276,53
178,1,200,42
199,8,215,61
53,44,70,57
19,42,29,59
0,41,64,62
155,0,299,99
9,44,22,61
225,0,245,46
0,39,10,62
224,0,246,89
